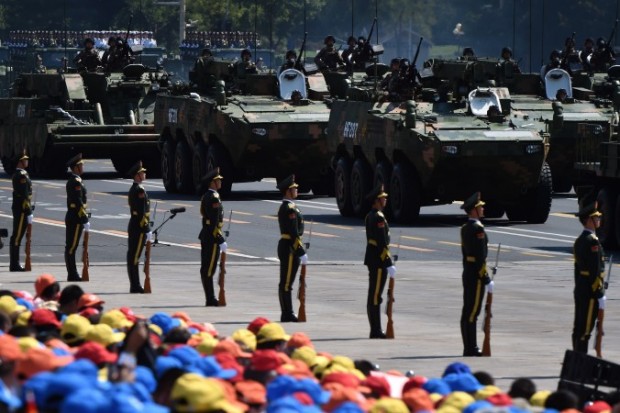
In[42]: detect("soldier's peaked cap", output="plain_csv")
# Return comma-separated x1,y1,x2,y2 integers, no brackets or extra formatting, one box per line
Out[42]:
461,192,485,212
127,161,146,178
366,183,388,201
66,153,83,168
277,175,298,191
577,193,602,218
202,167,223,183
18,151,29,161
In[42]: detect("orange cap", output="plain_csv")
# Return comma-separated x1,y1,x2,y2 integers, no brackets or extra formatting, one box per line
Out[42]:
16,347,73,380
0,334,25,362
214,339,252,359
77,293,105,310
34,273,58,297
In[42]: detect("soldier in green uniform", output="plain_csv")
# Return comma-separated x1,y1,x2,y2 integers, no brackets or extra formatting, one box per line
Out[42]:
73,38,102,72
199,168,227,307
460,192,492,356
314,35,345,72
65,154,89,282
277,175,307,322
126,162,151,294
9,153,33,272
572,199,606,353
364,184,396,339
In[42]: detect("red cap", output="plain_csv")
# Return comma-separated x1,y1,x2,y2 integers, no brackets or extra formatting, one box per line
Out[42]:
30,308,62,329
361,375,391,398
118,307,141,322
79,307,100,319
287,332,313,349
215,352,244,382
251,349,283,372
77,293,105,310
584,401,612,413
402,387,435,412
487,393,513,407
402,376,428,394
34,274,58,298
322,372,362,389
75,341,118,365
247,317,270,335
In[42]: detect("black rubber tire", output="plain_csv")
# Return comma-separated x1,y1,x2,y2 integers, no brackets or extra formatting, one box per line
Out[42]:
483,201,505,219
192,142,208,195
552,175,573,194
174,140,194,194
206,143,233,196
389,162,421,224
334,157,354,217
111,155,135,176
161,139,177,193
350,158,373,218
525,162,553,224
596,187,618,248
311,169,335,196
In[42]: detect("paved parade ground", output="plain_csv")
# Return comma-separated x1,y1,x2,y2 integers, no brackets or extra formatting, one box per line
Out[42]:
1,258,617,391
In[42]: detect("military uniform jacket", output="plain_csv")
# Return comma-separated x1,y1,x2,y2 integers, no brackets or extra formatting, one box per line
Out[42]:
364,208,393,268
128,182,150,233
199,189,225,244
461,219,489,285
66,173,88,224
74,48,102,71
573,230,605,299
278,200,305,257
314,47,344,70
12,168,32,214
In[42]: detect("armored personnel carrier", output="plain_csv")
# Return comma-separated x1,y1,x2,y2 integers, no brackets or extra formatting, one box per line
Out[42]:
154,56,333,196
0,64,170,176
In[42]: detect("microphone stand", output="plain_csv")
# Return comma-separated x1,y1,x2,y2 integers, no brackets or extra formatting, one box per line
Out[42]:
152,211,182,246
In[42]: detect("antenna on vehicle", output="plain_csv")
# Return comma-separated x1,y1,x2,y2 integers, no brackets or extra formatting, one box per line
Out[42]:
303,0,307,64
512,0,516,61
254,0,258,66
529,0,532,73
541,0,545,66
375,0,379,45
63,0,67,73
351,0,354,38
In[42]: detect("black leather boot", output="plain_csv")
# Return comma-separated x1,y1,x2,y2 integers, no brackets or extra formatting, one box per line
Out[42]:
128,264,144,293
10,245,25,272
205,275,219,307
66,252,82,282
280,291,298,322
368,304,386,339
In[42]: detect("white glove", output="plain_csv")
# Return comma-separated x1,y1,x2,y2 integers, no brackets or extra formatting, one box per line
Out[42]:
83,222,90,232
27,215,33,225
486,280,494,294
220,242,228,253
387,266,396,278
599,296,606,310
300,254,308,265
146,232,153,243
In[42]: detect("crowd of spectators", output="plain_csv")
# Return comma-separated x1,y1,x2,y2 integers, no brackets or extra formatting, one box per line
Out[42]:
180,31,261,60
2,30,157,49
0,272,618,413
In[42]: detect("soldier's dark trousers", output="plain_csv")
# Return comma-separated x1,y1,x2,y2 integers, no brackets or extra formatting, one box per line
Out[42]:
127,227,145,293
572,295,599,353
9,209,27,271
367,266,388,338
461,278,485,356
201,239,220,306
65,218,83,281
278,240,299,322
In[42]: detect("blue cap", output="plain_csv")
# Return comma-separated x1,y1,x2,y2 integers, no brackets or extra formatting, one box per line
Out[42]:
21,372,54,407
114,382,153,403
155,355,183,379
464,400,494,413
168,346,201,366
267,375,298,402
296,378,331,405
135,366,157,393
42,372,97,410
16,298,34,311
0,380,22,410
266,395,323,413
422,378,451,395
443,372,483,392
60,359,99,379
191,356,237,379
149,313,181,335
60,388,110,413
52,347,73,357
442,362,472,377
333,402,364,413
102,393,169,413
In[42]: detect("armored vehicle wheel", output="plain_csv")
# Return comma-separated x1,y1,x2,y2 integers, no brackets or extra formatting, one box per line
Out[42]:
175,141,194,194
596,187,618,248
311,170,335,196
350,159,373,218
192,143,208,195
334,157,354,217
615,194,620,247
206,143,233,196
524,162,553,224
483,201,505,219
389,163,421,224
552,175,573,194
505,206,527,222
161,140,177,193
1,157,16,175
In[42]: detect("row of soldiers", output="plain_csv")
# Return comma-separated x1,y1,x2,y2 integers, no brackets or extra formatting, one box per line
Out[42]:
8,154,608,355
3,30,157,49
544,36,616,76
181,30,261,50
72,37,134,73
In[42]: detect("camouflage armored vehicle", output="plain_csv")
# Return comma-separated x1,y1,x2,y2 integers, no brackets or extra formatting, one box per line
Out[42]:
154,56,333,196
328,85,552,223
0,63,170,176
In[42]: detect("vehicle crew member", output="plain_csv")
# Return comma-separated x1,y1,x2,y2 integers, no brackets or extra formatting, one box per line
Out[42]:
572,198,606,353
496,46,521,86
279,50,305,74
460,192,492,356
199,168,227,307
364,184,396,339
10,153,33,272
277,175,307,322
73,38,102,72
126,161,151,294
65,154,89,282
235,49,258,78
314,35,345,72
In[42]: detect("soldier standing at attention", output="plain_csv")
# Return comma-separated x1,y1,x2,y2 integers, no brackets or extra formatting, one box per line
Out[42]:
460,192,492,356
65,154,89,282
199,168,227,307
126,162,151,294
73,38,102,72
277,175,307,322
572,199,606,353
10,153,33,272
364,184,396,339
314,35,345,72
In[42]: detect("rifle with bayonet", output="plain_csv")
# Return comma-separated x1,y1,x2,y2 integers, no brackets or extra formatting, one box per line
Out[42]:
81,194,92,281
482,243,501,356
386,231,401,339
295,32,307,71
219,210,233,307
143,201,157,294
298,220,313,322
595,255,613,358
25,185,36,272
